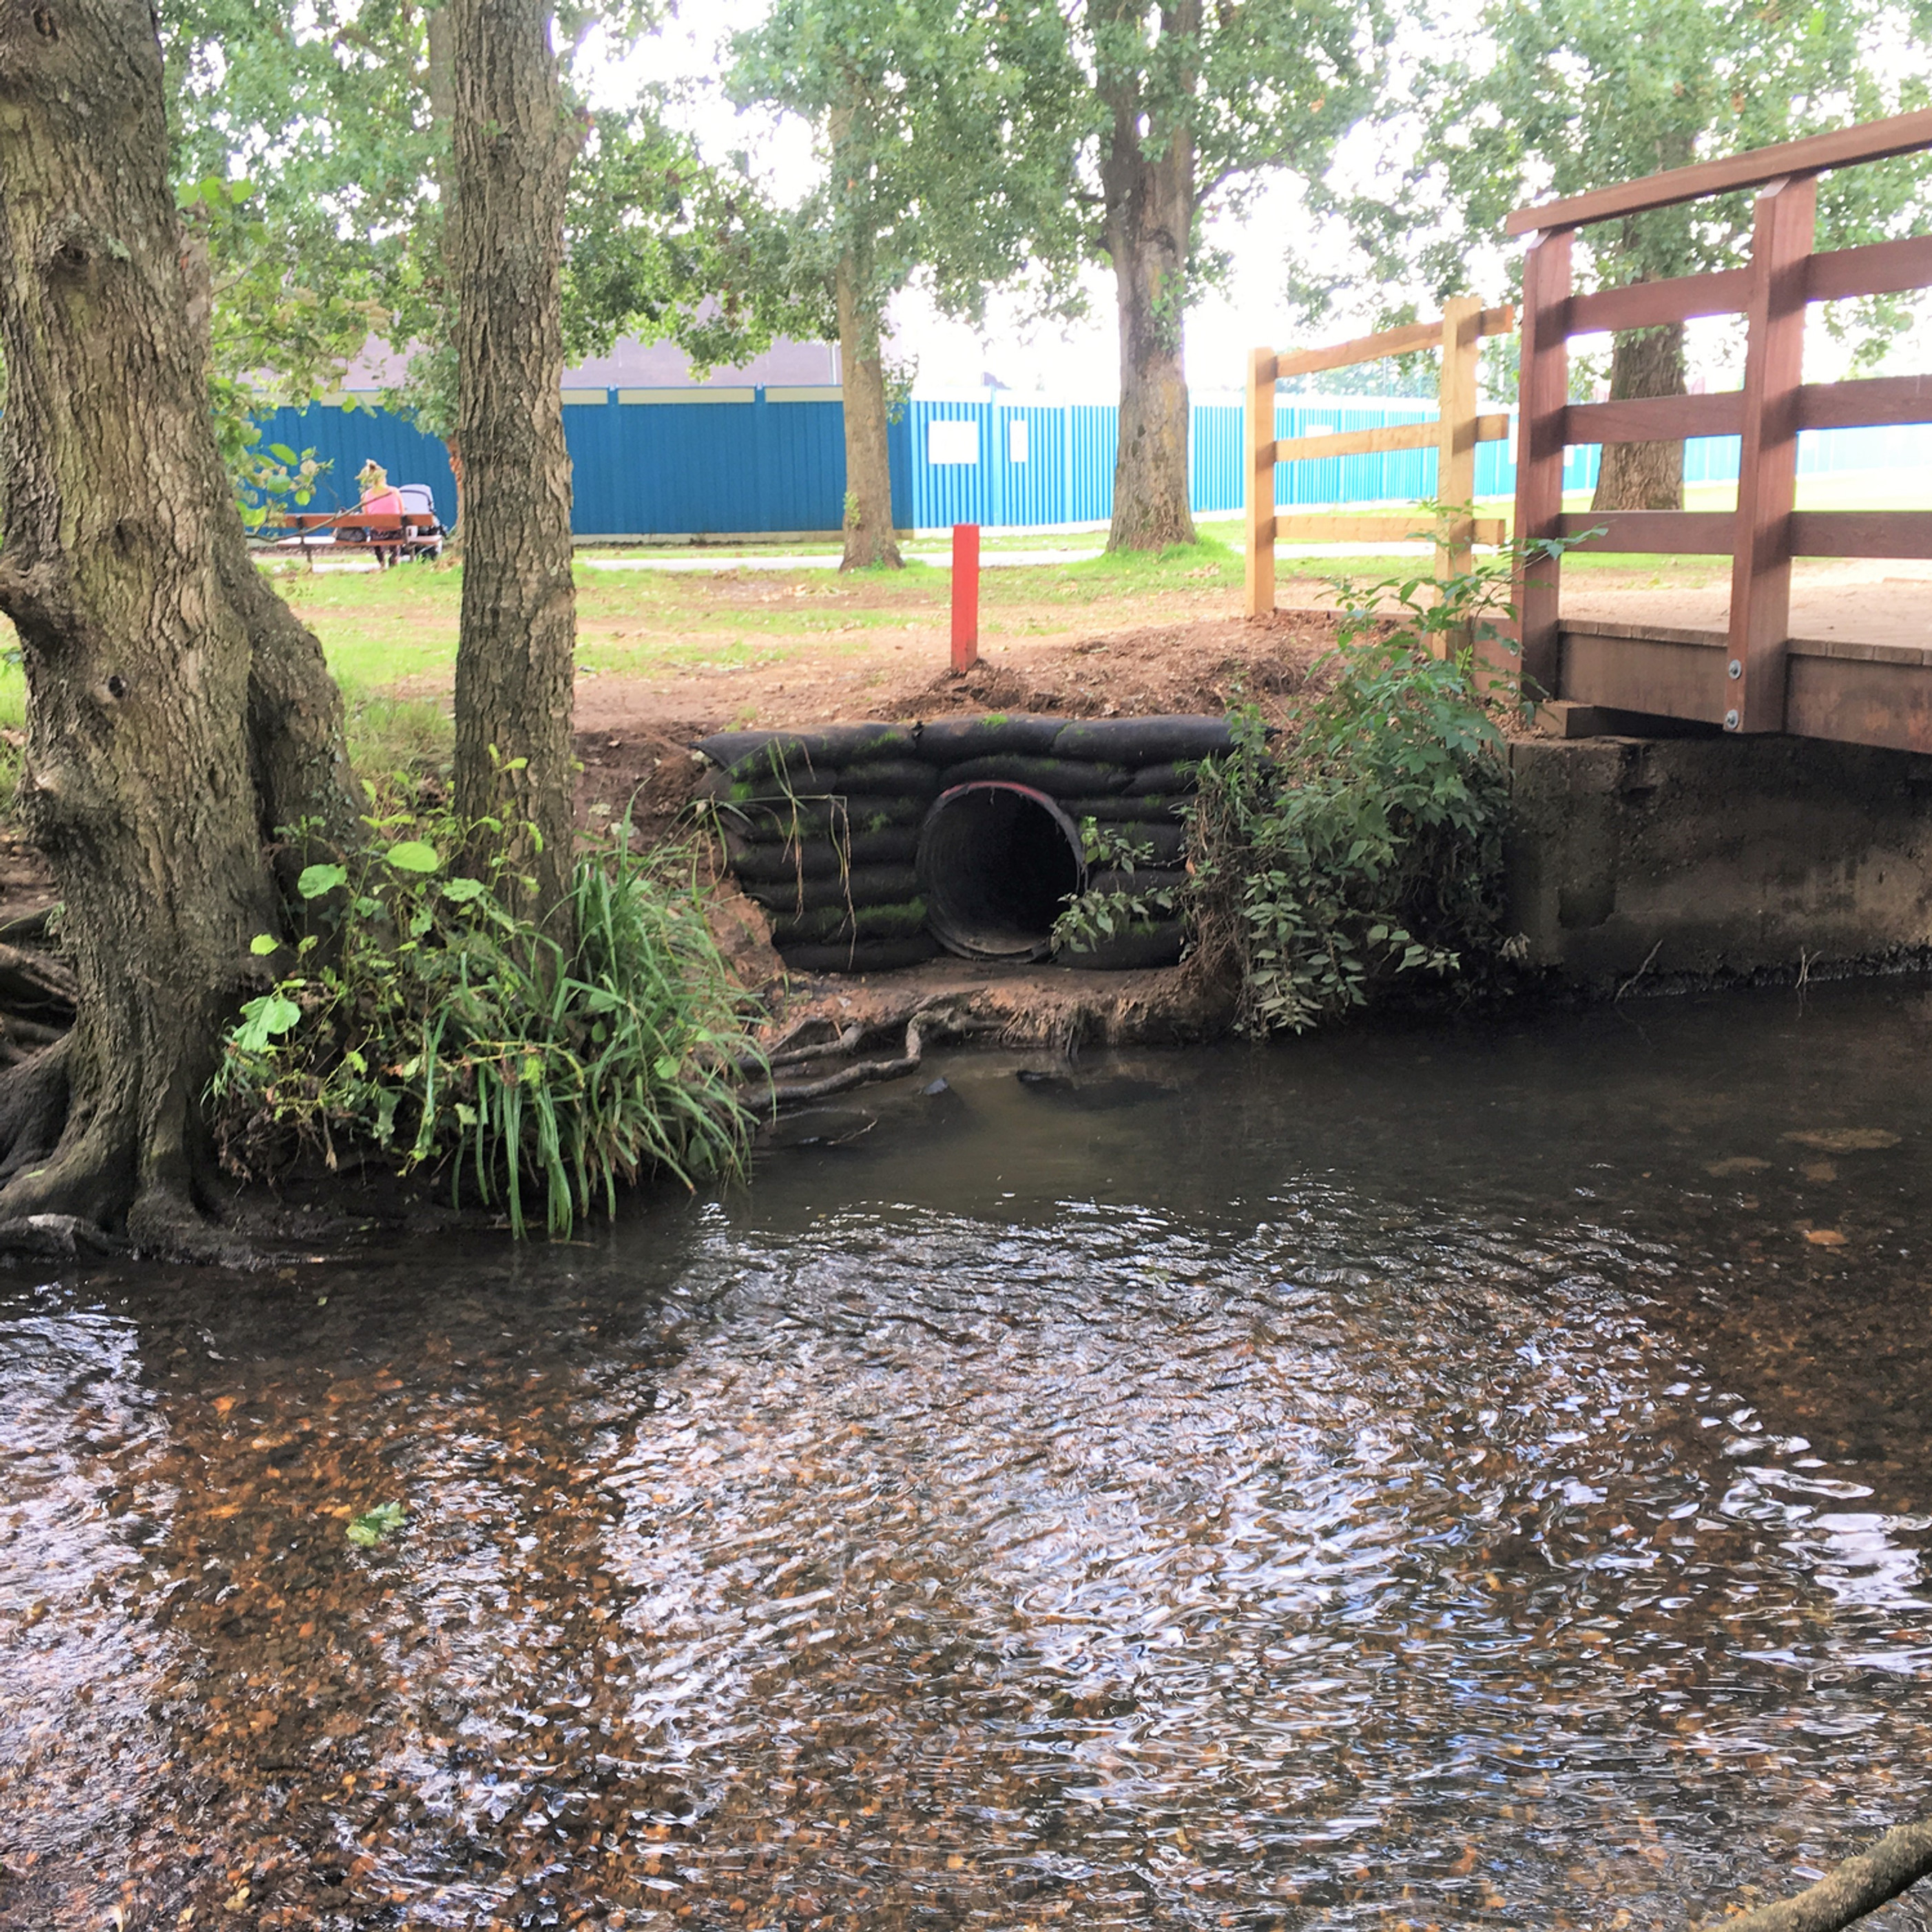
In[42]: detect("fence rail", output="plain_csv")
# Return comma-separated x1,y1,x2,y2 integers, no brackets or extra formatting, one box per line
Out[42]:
1512,107,1932,740
1244,303,1516,630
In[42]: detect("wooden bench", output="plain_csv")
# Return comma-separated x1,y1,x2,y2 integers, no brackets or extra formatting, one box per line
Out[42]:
256,510,443,566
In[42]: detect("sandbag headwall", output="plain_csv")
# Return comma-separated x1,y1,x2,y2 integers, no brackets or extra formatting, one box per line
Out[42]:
694,715,1235,973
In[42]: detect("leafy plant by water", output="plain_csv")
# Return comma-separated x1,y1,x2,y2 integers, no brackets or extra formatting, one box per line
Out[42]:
1052,820,1185,957
1188,552,1530,1034
211,801,760,1236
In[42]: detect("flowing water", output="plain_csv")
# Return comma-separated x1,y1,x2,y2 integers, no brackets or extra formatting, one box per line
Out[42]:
4,981,1932,1932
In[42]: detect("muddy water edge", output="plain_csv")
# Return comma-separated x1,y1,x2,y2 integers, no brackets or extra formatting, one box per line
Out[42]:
3,979,1932,1932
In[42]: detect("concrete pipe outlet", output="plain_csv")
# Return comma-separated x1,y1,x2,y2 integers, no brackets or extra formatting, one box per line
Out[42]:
918,782,1087,961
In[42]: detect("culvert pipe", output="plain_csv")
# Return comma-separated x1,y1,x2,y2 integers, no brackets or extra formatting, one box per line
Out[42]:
918,782,1086,961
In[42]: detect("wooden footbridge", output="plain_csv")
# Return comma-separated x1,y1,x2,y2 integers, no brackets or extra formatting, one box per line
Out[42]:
1246,110,1932,757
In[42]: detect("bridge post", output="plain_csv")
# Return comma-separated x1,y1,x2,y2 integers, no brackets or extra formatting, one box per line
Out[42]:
1514,228,1574,705
1728,172,1816,734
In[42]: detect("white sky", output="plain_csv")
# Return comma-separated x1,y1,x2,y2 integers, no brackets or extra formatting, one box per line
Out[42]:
583,3,1932,403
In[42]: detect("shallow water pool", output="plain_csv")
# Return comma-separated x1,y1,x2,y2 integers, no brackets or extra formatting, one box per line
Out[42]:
3,980,1931,1930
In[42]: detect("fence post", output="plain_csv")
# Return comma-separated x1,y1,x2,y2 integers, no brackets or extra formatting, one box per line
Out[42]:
1245,347,1278,617
951,523,980,671
1513,229,1574,702
1435,295,1484,658
1728,173,1816,735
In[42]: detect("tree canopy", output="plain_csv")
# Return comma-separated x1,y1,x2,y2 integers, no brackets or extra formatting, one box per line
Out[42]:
159,0,776,499
1309,0,1932,310
726,0,1084,565
1046,0,1384,546
1298,0,1932,504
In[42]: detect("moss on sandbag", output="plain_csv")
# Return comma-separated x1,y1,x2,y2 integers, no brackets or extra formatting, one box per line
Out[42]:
731,794,928,840
1050,716,1234,763
769,897,929,945
1124,761,1210,798
938,755,1131,796
696,723,919,779
1055,918,1188,971
1058,793,1191,823
778,935,942,973
914,714,1067,763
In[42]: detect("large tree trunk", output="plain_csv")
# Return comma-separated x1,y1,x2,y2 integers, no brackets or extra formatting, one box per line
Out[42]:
218,507,357,889
448,0,580,934
1589,322,1687,512
1099,7,1198,554
0,0,289,1249
835,247,902,572
178,240,357,889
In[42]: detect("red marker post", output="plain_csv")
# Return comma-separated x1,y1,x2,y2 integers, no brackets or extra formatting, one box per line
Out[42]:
950,522,980,672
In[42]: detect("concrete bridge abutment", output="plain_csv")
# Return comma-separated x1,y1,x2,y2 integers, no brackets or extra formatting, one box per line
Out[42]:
1505,728,1932,992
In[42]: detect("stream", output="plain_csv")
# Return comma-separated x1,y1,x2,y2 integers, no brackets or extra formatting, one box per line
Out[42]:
3,978,1931,1931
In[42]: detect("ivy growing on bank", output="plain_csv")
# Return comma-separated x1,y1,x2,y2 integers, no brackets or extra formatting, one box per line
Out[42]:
211,798,761,1238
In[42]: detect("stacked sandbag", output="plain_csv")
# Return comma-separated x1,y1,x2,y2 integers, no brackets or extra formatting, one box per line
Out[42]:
694,714,1233,973
694,723,941,972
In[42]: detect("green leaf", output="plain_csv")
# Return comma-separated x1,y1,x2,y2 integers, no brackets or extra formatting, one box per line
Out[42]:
233,991,302,1052
384,840,442,874
439,875,488,904
345,1502,407,1548
268,442,298,464
249,933,279,957
297,862,348,900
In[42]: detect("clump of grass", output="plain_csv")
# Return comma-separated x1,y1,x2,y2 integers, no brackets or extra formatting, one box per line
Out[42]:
341,683,454,787
211,801,761,1236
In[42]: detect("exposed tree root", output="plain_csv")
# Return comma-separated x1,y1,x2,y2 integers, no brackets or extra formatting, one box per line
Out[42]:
740,997,999,1114
0,1033,70,1186
0,1211,127,1258
0,1035,271,1265
1718,1818,1932,1932
0,940,74,1025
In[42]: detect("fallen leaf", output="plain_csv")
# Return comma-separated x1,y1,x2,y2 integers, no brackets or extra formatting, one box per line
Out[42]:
1803,1228,1847,1247
1707,1156,1770,1176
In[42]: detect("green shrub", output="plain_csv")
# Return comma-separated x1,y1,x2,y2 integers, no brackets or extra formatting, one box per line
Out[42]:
211,804,760,1236
1189,555,1524,1034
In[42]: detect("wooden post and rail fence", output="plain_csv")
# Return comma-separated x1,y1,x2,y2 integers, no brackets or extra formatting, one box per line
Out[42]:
1509,105,1932,751
1245,107,1932,754
1244,300,1515,636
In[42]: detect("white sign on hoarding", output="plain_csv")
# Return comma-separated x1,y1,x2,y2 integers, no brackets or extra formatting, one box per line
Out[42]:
928,419,980,466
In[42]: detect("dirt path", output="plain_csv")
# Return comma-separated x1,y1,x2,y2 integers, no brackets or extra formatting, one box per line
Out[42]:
1560,556,1932,645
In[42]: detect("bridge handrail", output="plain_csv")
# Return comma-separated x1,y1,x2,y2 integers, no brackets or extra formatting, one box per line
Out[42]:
1511,112,1932,735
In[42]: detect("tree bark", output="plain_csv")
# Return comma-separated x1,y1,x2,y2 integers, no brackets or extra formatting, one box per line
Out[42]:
0,0,287,1248
448,0,579,934
442,436,466,559
178,236,357,888
1589,322,1687,512
835,247,903,572
217,505,357,887
1099,2,1198,553
1722,1818,1932,1932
